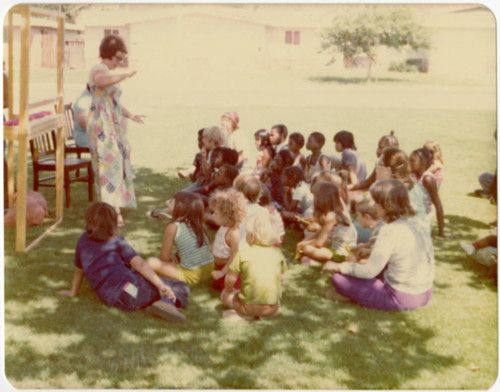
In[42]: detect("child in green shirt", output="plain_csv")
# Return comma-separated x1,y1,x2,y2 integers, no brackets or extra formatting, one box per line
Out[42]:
221,210,287,320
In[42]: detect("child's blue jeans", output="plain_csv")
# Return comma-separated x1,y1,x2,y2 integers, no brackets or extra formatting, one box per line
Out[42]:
114,273,190,311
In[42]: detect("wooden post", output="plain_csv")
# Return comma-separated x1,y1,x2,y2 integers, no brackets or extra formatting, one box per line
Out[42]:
7,10,15,207
55,14,65,221
14,6,31,252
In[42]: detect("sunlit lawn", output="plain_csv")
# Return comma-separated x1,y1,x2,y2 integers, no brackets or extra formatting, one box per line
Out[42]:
3,67,497,389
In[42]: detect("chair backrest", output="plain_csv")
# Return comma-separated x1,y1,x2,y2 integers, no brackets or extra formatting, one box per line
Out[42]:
29,130,57,163
55,103,75,142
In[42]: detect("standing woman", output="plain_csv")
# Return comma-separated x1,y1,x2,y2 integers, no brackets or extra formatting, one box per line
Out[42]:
87,35,144,227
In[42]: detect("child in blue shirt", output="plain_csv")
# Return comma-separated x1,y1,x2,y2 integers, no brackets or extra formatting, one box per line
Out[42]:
58,202,189,322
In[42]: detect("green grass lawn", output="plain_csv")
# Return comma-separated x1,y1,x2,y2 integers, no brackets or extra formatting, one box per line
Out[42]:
4,67,498,389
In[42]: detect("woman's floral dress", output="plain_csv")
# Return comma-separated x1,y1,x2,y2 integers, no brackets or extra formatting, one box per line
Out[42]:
87,64,136,208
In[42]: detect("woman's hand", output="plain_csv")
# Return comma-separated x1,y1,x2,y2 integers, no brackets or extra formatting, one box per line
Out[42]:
321,261,341,274
129,114,145,124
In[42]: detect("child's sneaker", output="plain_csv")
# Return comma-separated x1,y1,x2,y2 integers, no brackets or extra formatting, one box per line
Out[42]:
145,300,187,323
460,241,475,255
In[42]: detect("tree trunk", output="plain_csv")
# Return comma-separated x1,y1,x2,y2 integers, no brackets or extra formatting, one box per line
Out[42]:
366,59,372,83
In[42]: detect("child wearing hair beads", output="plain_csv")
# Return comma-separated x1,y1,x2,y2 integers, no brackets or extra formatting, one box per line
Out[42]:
296,182,357,265
209,189,247,291
147,192,214,285
221,209,287,320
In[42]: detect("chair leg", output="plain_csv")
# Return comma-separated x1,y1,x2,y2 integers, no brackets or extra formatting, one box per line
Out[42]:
64,169,71,208
33,168,39,192
88,164,94,202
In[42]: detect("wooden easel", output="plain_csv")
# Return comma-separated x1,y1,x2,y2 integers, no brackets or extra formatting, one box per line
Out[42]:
4,5,65,252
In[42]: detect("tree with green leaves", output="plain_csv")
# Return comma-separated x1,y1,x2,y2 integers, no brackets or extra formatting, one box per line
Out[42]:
321,5,431,82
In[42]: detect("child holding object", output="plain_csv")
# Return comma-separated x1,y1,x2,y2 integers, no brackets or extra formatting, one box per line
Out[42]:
58,202,189,323
221,210,287,320
147,192,214,285
296,182,357,265
322,179,434,311
209,189,247,291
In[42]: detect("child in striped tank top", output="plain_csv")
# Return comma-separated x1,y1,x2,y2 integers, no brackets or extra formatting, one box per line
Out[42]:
147,191,214,285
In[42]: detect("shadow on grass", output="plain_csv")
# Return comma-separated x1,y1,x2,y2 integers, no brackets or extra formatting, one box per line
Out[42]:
307,75,408,85
1,168,491,388
433,214,497,290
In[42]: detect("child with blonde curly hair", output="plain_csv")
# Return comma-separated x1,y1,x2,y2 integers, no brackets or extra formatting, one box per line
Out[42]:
221,209,287,320
209,189,247,291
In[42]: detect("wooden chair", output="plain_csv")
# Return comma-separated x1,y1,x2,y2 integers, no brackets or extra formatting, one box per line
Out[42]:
29,130,94,208
57,103,90,158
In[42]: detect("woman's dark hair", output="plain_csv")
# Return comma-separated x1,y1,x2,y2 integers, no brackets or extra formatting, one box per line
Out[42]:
85,202,118,242
172,191,209,248
283,165,305,188
99,35,127,60
254,129,276,159
333,130,356,150
379,147,414,190
370,179,415,223
271,124,288,139
289,132,305,149
311,182,350,226
411,148,433,171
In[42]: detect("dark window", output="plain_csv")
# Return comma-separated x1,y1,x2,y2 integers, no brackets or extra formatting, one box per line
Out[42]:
285,31,292,44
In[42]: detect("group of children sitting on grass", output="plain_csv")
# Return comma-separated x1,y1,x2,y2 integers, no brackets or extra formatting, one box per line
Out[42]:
59,110,448,322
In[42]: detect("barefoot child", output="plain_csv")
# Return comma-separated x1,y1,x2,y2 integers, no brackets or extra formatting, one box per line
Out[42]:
58,202,189,322
209,189,247,291
147,192,214,285
296,182,357,265
221,210,287,320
